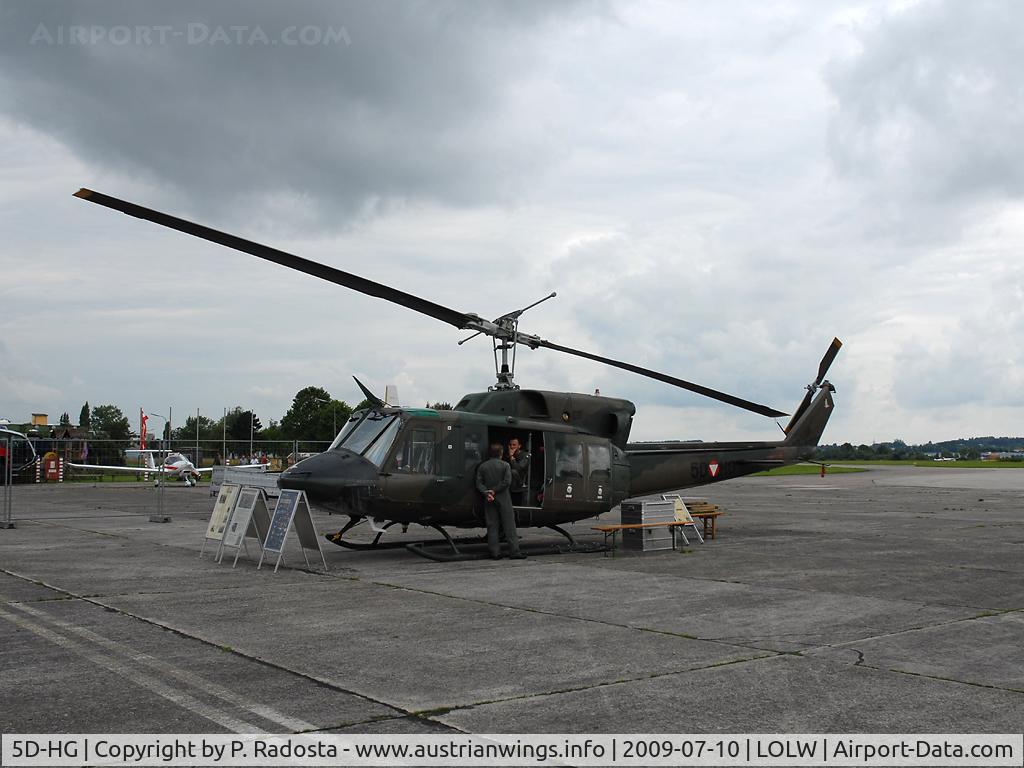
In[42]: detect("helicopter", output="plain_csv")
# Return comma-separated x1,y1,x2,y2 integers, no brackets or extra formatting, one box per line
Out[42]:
74,188,841,554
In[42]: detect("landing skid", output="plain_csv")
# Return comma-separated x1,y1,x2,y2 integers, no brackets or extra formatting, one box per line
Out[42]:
324,518,485,552
406,523,608,562
324,519,607,560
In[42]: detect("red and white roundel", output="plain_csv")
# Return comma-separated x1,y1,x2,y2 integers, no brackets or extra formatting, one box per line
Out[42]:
709,460,720,477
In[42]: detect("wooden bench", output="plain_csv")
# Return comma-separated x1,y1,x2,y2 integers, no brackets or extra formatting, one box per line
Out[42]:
669,498,724,540
691,511,722,539
592,521,699,556
687,509,723,540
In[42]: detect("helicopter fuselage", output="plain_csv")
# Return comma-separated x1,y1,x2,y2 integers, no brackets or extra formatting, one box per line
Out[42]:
279,385,833,529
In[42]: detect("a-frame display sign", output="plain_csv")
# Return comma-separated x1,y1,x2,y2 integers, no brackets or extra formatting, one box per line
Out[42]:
217,486,273,567
201,483,240,558
257,488,328,573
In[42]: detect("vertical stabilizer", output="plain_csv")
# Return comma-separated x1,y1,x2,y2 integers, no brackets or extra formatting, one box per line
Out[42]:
784,385,835,451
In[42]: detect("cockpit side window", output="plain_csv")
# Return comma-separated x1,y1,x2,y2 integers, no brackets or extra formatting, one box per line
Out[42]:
395,427,436,474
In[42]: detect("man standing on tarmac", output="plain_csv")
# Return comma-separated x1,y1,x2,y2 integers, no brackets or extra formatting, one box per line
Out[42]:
476,443,525,560
506,436,530,506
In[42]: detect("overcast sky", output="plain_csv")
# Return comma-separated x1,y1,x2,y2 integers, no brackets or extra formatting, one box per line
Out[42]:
1,0,1021,445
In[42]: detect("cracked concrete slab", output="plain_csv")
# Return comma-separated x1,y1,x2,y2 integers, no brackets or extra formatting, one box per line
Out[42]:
104,579,764,713
807,610,1024,692
371,563,975,652
437,655,1024,733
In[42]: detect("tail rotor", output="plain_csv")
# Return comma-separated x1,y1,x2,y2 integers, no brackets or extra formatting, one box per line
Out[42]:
784,338,842,434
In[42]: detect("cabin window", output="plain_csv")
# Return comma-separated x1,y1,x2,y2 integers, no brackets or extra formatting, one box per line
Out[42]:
554,439,584,480
588,443,611,483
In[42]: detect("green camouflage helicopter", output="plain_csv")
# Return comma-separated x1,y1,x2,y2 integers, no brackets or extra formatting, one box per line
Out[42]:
75,189,840,554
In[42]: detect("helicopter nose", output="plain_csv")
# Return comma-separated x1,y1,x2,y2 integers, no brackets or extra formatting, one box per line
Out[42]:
279,448,380,501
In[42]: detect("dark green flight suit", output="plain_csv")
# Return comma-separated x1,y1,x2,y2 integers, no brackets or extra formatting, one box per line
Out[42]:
507,450,530,506
475,457,521,558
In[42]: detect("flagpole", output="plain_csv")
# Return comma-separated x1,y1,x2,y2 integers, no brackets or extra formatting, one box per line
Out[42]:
140,408,147,451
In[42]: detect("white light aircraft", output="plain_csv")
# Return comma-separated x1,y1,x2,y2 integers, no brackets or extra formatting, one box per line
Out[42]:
69,450,266,486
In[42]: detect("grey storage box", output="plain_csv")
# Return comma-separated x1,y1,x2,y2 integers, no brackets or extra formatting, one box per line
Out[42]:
620,500,678,551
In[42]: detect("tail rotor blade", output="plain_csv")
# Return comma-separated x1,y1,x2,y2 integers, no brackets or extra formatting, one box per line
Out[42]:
816,337,843,385
785,337,844,433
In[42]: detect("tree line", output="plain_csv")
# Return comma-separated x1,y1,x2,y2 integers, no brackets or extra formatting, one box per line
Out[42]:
14,387,458,448
13,387,378,447
816,437,1024,461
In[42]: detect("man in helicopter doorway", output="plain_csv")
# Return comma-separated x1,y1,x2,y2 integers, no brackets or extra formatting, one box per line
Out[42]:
506,436,530,506
475,443,525,560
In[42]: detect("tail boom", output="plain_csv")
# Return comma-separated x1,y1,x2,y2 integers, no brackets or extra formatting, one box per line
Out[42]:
625,369,837,498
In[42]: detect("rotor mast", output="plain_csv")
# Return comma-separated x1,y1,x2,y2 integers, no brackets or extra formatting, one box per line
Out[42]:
460,292,557,390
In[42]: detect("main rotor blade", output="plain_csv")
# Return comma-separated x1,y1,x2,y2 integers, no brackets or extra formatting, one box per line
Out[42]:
815,337,843,385
73,189,474,330
785,389,815,434
536,339,787,418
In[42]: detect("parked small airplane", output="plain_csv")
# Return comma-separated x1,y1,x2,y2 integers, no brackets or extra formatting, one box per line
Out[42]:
69,451,266,486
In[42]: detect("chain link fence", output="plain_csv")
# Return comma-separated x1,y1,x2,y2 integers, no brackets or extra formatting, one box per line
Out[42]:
5,437,333,484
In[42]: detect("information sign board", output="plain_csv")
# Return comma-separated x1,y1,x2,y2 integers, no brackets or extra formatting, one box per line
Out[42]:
217,486,274,567
223,487,259,550
258,489,328,572
263,489,299,554
200,483,240,557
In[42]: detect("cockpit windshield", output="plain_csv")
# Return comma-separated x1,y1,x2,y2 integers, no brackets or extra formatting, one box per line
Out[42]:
362,417,401,468
329,412,365,451
330,411,401,468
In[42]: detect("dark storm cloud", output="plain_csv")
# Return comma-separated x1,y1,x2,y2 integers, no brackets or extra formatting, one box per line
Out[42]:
826,0,1024,229
0,0,588,227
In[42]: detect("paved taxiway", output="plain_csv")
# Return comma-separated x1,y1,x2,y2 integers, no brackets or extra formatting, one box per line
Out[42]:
1,467,1021,734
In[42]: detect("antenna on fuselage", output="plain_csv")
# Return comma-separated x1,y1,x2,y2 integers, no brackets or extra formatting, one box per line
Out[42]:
353,376,385,409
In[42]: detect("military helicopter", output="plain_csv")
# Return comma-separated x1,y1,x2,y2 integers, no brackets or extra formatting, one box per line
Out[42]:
74,188,841,554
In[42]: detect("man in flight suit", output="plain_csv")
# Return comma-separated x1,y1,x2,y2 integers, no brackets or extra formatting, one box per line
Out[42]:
506,436,530,506
475,442,524,559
